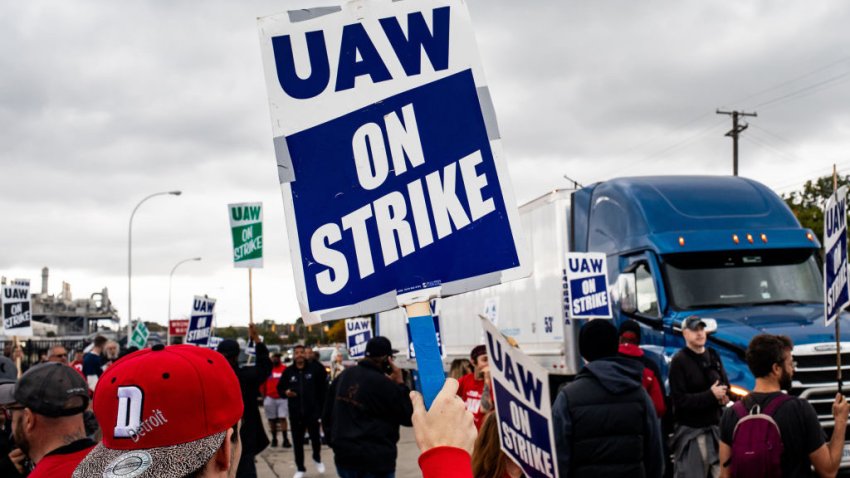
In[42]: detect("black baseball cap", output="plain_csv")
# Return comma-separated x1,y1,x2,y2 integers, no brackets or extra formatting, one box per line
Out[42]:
365,337,398,358
682,316,707,331
0,356,16,384
216,339,241,358
1,363,89,417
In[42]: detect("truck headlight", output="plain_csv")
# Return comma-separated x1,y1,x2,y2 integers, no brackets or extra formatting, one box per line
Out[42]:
729,385,749,397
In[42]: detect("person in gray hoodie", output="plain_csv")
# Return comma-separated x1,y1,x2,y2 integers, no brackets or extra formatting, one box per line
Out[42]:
553,319,664,478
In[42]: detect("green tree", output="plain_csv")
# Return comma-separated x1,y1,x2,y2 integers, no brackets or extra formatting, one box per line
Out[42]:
783,174,850,244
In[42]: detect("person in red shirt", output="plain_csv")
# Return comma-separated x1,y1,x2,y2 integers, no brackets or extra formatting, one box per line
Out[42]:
411,378,477,478
261,352,292,448
0,363,94,478
456,345,491,429
618,320,667,418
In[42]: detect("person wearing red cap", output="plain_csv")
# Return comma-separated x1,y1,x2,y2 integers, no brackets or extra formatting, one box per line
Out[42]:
72,344,245,478
456,344,491,430
0,362,93,478
618,319,666,418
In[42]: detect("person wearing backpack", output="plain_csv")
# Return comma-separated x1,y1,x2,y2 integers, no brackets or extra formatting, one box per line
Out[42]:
719,334,849,478
669,316,731,477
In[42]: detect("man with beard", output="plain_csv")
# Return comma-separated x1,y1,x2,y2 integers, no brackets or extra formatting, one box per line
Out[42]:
0,363,93,477
719,335,849,478
279,344,327,478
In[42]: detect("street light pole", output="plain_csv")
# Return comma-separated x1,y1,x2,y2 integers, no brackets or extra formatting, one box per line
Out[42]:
128,191,182,343
167,257,201,345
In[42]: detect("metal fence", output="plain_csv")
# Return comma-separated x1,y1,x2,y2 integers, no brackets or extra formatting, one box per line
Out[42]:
1,337,90,370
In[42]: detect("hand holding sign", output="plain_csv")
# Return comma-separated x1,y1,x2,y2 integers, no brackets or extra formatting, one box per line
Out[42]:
410,378,476,455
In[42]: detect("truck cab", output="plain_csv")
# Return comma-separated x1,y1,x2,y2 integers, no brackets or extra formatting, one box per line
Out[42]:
571,175,850,463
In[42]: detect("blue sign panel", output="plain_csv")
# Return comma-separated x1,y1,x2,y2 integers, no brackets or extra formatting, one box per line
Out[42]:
258,0,528,323
565,253,612,319
825,186,849,326
186,296,215,347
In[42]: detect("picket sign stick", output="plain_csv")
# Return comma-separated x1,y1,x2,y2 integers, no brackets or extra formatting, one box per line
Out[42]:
249,268,254,326
835,166,841,391
406,301,444,409
13,335,21,378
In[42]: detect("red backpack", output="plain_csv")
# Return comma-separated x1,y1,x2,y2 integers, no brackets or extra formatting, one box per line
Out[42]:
728,393,793,478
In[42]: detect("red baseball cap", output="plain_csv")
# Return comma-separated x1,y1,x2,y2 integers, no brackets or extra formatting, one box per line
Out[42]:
73,344,243,478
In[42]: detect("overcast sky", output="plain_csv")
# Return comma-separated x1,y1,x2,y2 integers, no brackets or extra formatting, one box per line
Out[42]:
2,0,849,330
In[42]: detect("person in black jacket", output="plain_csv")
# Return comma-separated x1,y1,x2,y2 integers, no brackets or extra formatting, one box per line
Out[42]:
553,319,664,478
322,336,413,478
668,316,730,478
279,344,328,478
217,324,272,478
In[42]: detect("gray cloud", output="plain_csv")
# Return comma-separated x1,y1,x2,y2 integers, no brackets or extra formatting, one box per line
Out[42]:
2,0,849,326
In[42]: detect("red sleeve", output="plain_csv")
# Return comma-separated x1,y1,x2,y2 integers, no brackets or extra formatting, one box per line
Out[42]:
644,368,667,418
418,447,473,478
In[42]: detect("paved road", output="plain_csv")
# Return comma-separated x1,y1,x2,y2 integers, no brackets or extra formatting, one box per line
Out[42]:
255,423,421,478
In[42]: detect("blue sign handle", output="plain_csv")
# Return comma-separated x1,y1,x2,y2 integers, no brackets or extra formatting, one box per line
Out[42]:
409,314,445,409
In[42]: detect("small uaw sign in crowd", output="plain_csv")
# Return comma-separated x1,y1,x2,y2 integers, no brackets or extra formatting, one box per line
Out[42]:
186,296,216,347
257,0,528,324
824,185,849,326
229,202,264,268
345,318,373,358
2,280,33,337
482,318,558,478
565,252,612,319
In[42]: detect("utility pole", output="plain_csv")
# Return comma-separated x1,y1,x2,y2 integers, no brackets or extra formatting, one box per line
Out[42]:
716,109,757,176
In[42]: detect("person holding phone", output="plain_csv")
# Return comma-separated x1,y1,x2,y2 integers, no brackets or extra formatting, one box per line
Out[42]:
322,336,413,478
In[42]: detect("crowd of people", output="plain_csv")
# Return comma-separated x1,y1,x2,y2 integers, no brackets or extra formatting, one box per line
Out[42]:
0,317,848,478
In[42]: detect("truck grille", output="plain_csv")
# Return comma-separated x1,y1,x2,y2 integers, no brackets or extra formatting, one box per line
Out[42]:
791,343,850,455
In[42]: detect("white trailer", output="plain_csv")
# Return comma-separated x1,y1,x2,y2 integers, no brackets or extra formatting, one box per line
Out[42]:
376,190,581,390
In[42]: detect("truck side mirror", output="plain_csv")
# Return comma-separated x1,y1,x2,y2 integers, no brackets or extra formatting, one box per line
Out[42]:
618,273,637,314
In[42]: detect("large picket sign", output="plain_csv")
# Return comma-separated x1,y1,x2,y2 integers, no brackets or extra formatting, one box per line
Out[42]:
345,317,373,358
565,252,612,319
825,186,850,326
2,282,32,337
186,296,216,347
258,0,528,323
482,318,558,478
229,202,264,268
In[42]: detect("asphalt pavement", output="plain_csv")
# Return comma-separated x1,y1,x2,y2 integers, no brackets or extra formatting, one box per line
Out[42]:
255,416,421,478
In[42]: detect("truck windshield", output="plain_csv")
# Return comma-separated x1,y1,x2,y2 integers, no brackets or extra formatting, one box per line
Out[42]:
663,248,822,310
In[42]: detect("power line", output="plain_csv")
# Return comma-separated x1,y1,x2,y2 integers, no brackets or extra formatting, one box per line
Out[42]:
616,119,728,175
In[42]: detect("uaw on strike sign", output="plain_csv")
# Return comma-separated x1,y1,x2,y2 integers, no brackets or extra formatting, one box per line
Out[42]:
258,0,528,323
346,317,373,358
187,296,216,347
482,318,558,478
2,282,33,337
825,185,850,326
565,252,612,319
229,202,263,268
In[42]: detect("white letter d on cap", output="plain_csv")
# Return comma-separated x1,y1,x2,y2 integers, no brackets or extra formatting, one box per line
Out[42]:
114,386,144,438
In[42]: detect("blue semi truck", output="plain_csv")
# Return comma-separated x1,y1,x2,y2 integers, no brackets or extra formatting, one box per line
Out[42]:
377,175,849,461
571,175,849,463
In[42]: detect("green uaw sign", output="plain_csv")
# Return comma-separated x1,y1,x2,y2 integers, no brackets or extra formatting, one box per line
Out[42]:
129,321,149,349
229,202,263,268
